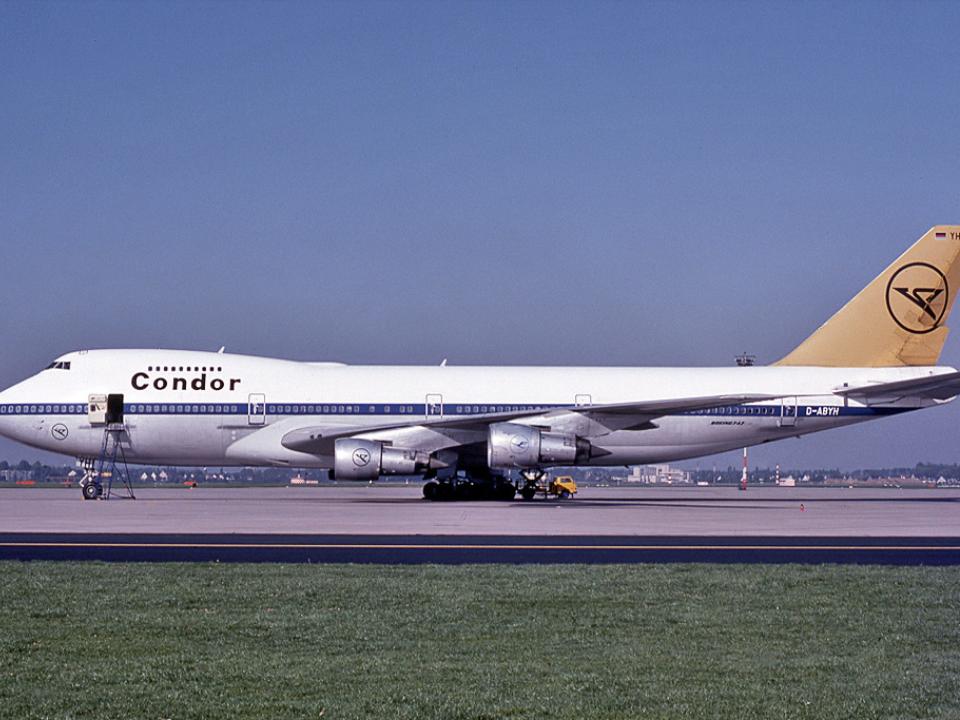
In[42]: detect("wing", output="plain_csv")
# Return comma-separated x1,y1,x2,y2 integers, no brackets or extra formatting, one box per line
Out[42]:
280,392,780,456
833,370,960,402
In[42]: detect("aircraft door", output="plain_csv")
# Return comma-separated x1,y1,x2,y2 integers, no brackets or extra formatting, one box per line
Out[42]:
106,394,124,425
248,393,266,426
85,394,124,426
426,394,443,420
88,394,107,425
779,397,798,427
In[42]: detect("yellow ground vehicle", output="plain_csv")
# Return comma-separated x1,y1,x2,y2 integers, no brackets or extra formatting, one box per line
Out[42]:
518,473,577,501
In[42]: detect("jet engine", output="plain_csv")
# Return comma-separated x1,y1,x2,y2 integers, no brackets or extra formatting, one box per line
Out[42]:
486,423,591,469
333,438,426,480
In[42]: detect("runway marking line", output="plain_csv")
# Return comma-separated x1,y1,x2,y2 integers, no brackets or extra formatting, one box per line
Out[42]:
2,542,959,552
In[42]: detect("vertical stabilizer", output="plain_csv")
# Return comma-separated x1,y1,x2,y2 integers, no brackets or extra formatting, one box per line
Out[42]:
776,226,960,367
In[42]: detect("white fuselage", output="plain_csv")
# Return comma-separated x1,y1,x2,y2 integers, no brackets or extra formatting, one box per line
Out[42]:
0,349,950,469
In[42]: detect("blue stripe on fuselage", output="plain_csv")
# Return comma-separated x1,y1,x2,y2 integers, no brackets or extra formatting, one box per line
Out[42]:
0,402,914,418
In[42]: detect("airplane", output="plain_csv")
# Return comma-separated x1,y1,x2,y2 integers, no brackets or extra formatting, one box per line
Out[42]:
2,225,960,501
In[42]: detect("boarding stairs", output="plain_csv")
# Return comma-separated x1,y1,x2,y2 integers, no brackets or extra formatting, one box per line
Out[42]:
92,423,135,500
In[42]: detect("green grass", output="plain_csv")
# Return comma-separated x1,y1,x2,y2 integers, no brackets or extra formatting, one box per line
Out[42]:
0,563,958,719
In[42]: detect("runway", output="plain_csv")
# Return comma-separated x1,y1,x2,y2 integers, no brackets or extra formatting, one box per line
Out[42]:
1,486,958,564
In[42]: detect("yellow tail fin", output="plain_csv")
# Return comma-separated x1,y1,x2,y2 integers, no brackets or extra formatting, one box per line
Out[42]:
775,226,960,367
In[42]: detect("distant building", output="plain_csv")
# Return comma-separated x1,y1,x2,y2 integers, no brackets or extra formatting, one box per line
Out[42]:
627,464,691,485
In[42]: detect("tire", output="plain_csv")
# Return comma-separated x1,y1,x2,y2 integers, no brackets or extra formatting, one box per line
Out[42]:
559,490,571,500
82,483,101,501
454,481,476,501
422,481,440,501
520,486,537,501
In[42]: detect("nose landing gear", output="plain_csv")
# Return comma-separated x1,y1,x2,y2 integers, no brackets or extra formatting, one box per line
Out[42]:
77,458,102,501
81,479,102,500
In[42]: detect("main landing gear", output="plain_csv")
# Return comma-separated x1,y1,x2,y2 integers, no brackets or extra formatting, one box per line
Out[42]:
422,469,578,502
422,472,517,501
518,470,544,501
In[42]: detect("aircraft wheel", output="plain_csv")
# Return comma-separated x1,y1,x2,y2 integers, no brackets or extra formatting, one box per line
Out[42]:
520,485,537,501
82,483,101,501
454,481,477,501
422,481,440,501
498,482,517,501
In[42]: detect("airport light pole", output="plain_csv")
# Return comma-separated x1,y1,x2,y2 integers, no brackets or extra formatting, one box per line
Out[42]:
740,446,748,491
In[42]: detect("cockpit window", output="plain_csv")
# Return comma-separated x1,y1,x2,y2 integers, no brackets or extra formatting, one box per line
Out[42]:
44,361,71,370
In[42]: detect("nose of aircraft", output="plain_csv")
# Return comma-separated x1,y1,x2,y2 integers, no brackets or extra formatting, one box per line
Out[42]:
0,385,11,438
0,379,49,445
0,379,28,441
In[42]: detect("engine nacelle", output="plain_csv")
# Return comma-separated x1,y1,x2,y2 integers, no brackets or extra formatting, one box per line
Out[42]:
333,438,424,480
486,423,590,469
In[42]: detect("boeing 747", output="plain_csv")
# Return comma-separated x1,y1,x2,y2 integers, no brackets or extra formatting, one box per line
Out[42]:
2,226,960,500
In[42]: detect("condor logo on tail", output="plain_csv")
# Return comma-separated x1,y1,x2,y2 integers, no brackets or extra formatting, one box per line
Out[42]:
885,262,949,334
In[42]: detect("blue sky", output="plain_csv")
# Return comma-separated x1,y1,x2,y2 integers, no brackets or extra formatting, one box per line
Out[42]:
1,0,959,469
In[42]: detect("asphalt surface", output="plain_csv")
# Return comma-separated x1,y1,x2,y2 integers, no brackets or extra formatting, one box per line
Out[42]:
2,485,959,535
2,486,958,564
1,532,958,564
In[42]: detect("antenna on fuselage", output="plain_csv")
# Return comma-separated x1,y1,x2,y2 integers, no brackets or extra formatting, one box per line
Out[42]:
217,346,226,354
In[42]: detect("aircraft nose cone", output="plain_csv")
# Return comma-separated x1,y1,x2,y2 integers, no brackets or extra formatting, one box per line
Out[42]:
0,388,11,438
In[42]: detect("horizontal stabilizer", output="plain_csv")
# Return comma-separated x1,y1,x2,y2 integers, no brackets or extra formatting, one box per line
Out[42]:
834,370,960,401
